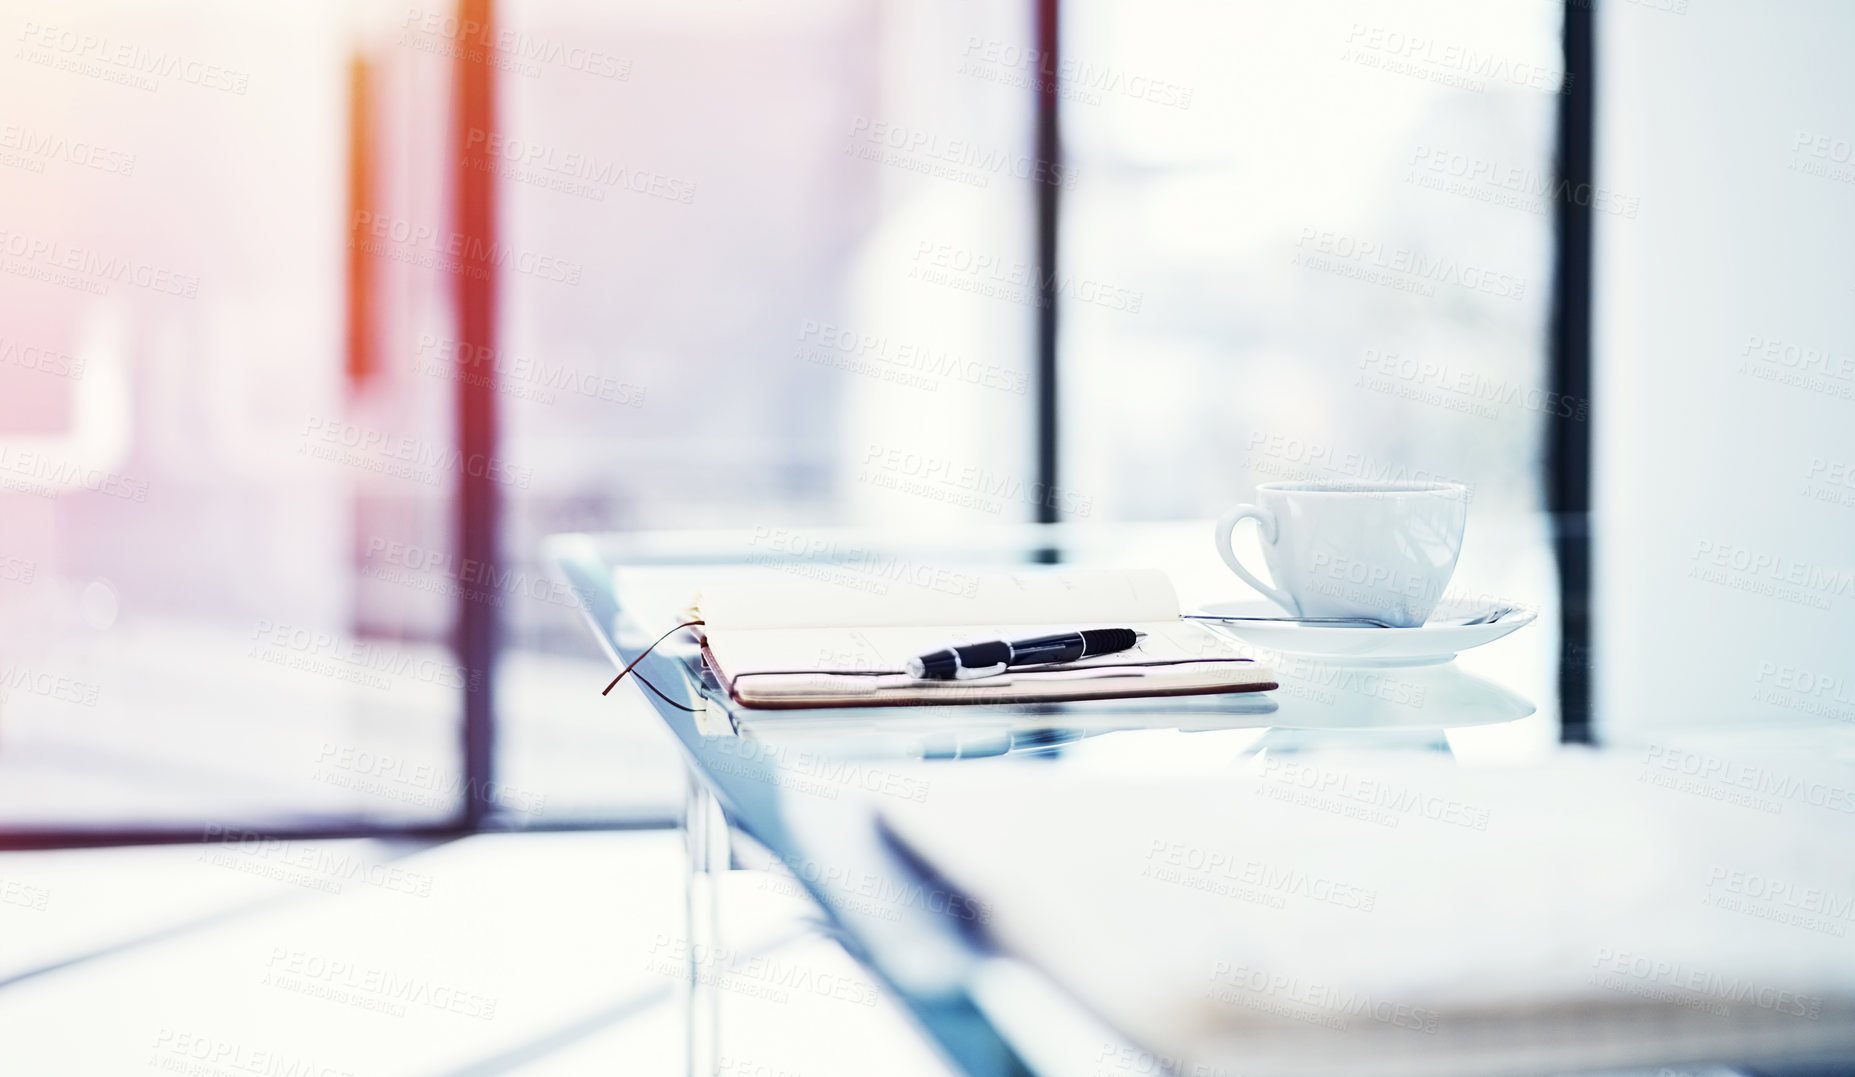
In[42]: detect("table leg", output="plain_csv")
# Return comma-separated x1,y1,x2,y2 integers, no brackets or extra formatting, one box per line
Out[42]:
684,765,728,1077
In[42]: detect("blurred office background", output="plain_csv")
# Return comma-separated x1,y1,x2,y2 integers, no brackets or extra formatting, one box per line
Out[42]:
0,0,1582,834
2,0,1853,1072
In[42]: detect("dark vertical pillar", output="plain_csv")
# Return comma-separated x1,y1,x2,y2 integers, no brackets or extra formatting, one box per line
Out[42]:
1033,0,1061,530
454,0,501,823
1549,2,1595,743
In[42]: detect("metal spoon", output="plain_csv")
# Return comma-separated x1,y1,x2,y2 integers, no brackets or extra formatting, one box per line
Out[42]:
1183,613,1397,628
1453,605,1519,626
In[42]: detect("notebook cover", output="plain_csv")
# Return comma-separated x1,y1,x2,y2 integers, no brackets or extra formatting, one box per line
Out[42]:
701,642,1278,710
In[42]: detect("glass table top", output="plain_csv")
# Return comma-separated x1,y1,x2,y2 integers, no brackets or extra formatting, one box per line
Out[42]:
548,522,1855,1077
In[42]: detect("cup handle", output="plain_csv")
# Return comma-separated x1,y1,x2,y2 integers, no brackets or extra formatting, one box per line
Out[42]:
1213,505,1297,613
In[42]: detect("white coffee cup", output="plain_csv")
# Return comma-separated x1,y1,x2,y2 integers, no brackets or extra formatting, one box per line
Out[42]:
1212,481,1469,627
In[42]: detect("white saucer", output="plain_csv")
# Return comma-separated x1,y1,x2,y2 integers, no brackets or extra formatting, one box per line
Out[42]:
1190,599,1536,665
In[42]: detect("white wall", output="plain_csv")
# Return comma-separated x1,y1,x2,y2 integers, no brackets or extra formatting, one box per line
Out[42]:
1597,0,1855,736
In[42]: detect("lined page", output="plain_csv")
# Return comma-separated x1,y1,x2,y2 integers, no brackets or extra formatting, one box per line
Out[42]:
709,618,1230,679
694,568,1181,630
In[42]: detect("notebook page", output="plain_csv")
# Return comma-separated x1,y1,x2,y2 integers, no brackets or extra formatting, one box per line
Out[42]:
708,618,1231,680
693,568,1180,630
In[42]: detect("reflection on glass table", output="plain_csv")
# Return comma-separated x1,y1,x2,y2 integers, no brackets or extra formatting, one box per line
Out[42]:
728,658,1534,769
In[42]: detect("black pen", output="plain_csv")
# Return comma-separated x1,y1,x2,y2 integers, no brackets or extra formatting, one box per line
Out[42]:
907,628,1142,680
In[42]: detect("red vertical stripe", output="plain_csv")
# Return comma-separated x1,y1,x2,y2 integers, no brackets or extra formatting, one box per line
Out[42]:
345,54,376,385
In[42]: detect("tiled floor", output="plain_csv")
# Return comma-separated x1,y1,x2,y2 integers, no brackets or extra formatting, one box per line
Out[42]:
0,830,960,1076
